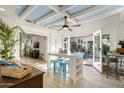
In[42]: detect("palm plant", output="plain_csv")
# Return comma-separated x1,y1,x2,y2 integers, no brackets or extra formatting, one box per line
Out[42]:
102,44,110,55
0,20,24,60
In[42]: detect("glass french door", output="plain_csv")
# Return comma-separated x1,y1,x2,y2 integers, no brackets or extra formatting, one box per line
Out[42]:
93,29,102,72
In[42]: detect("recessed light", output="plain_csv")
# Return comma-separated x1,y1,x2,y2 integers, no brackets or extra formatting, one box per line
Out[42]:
0,8,5,12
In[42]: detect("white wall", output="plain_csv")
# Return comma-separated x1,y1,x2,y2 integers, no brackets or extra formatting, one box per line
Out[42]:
116,14,124,48
49,13,124,52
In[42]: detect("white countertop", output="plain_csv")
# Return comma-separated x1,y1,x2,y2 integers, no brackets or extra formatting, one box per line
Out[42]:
48,52,83,59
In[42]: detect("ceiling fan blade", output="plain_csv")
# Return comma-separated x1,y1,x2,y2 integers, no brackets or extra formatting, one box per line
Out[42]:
68,28,72,31
51,25,63,27
57,27,63,31
70,24,81,27
48,26,55,29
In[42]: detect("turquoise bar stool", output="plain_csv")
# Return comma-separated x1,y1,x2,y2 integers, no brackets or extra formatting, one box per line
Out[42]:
50,59,60,75
58,59,69,81
50,57,65,75
56,57,65,75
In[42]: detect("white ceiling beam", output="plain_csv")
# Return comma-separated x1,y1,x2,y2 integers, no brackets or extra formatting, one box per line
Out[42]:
48,5,73,13
41,5,109,26
35,11,57,25
47,5,77,25
60,5,73,12
63,12,77,25
67,18,77,25
47,18,64,26
59,5,77,24
47,18,77,27
63,12,70,17
36,5,73,25
71,5,109,19
47,5,60,13
19,5,38,21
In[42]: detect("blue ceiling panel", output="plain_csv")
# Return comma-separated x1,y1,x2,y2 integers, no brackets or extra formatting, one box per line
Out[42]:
16,5,29,16
26,5,54,22
40,14,64,26
76,5,122,21
66,5,94,15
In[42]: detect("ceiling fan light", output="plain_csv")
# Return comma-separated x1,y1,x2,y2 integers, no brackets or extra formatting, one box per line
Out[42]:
0,8,5,12
63,27,68,30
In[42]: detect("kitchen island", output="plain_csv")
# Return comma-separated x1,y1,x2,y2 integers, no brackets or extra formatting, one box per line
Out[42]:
47,53,83,83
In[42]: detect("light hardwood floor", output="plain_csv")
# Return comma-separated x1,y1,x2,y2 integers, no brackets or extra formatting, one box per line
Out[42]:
21,57,124,88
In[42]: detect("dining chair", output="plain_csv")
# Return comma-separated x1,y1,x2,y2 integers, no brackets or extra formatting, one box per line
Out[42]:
106,55,119,79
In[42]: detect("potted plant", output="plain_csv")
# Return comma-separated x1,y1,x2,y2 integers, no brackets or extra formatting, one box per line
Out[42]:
102,44,110,63
0,20,24,60
102,44,110,55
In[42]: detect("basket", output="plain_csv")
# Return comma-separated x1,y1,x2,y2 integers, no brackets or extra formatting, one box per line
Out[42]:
1,64,32,79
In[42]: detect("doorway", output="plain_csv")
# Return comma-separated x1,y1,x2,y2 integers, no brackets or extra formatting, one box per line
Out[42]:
20,33,47,61
70,35,93,66
93,29,102,72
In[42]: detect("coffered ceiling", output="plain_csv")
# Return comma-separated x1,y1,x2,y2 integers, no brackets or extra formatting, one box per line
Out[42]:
0,5,124,30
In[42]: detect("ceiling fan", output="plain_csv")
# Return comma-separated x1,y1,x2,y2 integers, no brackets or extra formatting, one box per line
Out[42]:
49,16,81,31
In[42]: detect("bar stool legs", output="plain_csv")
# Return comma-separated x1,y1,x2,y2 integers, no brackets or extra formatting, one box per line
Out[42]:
58,61,69,81
49,58,69,87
